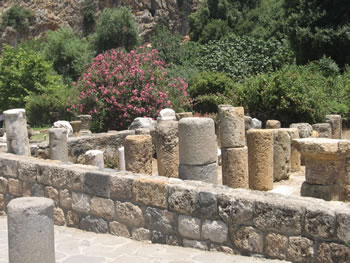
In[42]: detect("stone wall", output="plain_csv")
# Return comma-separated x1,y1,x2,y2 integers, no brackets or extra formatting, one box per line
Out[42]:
0,152,349,262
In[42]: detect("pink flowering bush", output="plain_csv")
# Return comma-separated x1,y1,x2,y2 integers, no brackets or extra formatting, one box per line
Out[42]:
71,47,192,131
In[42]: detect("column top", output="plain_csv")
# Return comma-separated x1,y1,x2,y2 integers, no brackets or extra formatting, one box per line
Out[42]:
7,197,54,211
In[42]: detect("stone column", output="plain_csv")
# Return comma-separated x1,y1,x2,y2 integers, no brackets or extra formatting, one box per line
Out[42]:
247,129,274,191
124,135,152,174
78,114,92,130
156,121,179,178
219,105,248,188
272,130,291,181
279,128,300,172
70,120,81,136
118,146,125,171
85,150,104,169
293,138,350,201
7,197,55,263
178,117,217,183
326,114,342,139
157,108,176,121
312,123,332,138
49,128,68,162
266,120,281,129
4,108,31,156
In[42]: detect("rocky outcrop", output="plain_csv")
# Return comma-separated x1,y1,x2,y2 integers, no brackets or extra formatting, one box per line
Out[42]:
0,0,198,48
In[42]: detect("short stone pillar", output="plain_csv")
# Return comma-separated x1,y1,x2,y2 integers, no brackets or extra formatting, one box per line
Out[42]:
156,121,179,178
280,128,300,172
247,129,274,191
85,150,104,169
49,128,68,162
118,146,126,171
272,129,291,181
7,197,55,263
266,120,281,129
290,123,313,138
157,108,176,121
124,135,152,174
78,114,92,130
326,114,342,139
178,117,217,183
219,105,248,188
4,108,31,156
312,123,332,138
70,120,82,136
293,138,350,201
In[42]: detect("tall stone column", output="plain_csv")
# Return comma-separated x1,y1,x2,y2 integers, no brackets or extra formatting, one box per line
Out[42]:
124,135,152,174
7,197,55,263
247,129,274,191
49,128,68,162
178,117,217,183
273,129,291,181
326,114,342,139
218,105,248,188
156,121,179,178
4,108,31,156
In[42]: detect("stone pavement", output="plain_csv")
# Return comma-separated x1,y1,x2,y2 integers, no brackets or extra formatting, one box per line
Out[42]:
0,216,288,263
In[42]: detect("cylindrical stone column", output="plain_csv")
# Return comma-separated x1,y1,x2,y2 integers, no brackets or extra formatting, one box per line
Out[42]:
70,120,81,136
156,121,179,178
4,108,31,156
78,114,92,130
178,117,217,183
222,147,248,188
85,150,104,169
49,128,68,162
118,146,126,171
7,197,55,263
125,135,152,174
247,129,274,191
280,128,300,172
326,115,342,139
273,130,291,181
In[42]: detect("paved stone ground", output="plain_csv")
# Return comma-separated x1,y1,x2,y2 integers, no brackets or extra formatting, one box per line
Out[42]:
0,216,288,263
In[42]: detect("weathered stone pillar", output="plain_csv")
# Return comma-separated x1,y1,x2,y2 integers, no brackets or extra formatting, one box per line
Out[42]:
7,197,55,263
156,121,179,178
290,123,313,138
178,117,217,183
125,135,152,174
219,105,248,188
118,146,125,171
326,114,342,139
4,108,31,156
157,108,176,121
49,128,68,162
293,138,350,201
85,150,104,169
266,120,281,129
312,123,332,138
272,129,291,181
247,129,274,191
279,128,300,172
70,120,81,136
78,114,92,130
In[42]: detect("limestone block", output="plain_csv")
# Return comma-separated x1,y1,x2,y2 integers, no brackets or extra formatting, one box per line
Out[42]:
131,227,151,241
266,120,281,129
110,173,133,200
178,215,201,239
144,207,175,234
312,123,332,138
115,201,144,227
202,219,228,243
84,150,104,169
305,159,341,185
222,147,248,188
178,117,217,165
179,163,218,184
287,237,314,263
198,191,217,219
84,171,111,198
80,215,108,233
66,168,85,192
176,112,193,120
53,120,73,137
49,128,68,162
183,239,208,251
133,177,168,208
125,135,152,174
54,207,66,226
72,192,91,214
90,196,115,219
4,108,31,156
326,114,342,139
157,108,176,121
290,123,313,138
167,184,199,215
0,177,8,194
7,197,55,263
17,161,38,183
247,129,274,191
316,242,350,263
304,206,336,239
66,211,79,227
109,221,130,237
273,130,291,181
70,120,81,135
0,158,18,178
265,233,287,260
8,179,22,197
230,226,263,254
59,189,72,209
128,117,154,130
156,121,179,178
301,181,339,201
218,105,245,148
45,186,59,206
337,211,350,243
252,118,262,129
77,115,92,130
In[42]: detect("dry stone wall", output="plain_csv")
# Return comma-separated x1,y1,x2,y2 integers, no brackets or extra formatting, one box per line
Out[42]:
0,152,349,262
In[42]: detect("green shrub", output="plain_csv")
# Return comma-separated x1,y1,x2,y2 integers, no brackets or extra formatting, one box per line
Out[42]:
91,7,140,54
0,45,66,113
189,71,238,113
43,27,93,84
199,19,231,44
0,6,35,33
82,0,96,36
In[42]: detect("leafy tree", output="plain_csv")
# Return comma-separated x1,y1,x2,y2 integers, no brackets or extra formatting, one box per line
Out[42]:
82,0,97,36
284,0,350,67
0,6,35,33
91,7,140,54
199,19,231,44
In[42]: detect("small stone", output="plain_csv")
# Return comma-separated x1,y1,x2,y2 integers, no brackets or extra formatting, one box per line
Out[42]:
266,120,281,129
80,215,108,233
183,239,208,250
151,230,166,244
90,197,115,219
32,183,45,197
210,244,234,254
84,150,104,169
115,201,144,227
8,179,22,196
109,221,130,238
72,192,91,214
230,226,263,253
128,117,154,130
316,242,350,263
265,233,287,260
66,210,79,227
0,177,8,194
252,118,262,129
131,227,151,241
202,219,228,243
54,207,66,226
144,207,175,234
287,236,313,263
304,206,335,239
52,121,73,137
45,186,59,205
59,189,72,209
157,108,176,121
178,215,201,239
166,235,182,246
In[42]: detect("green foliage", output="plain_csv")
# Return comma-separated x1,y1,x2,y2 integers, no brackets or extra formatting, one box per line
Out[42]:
199,19,231,44
0,45,66,113
284,0,350,67
43,27,93,83
0,6,35,33
91,7,140,54
82,0,96,36
192,34,294,80
189,71,238,113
